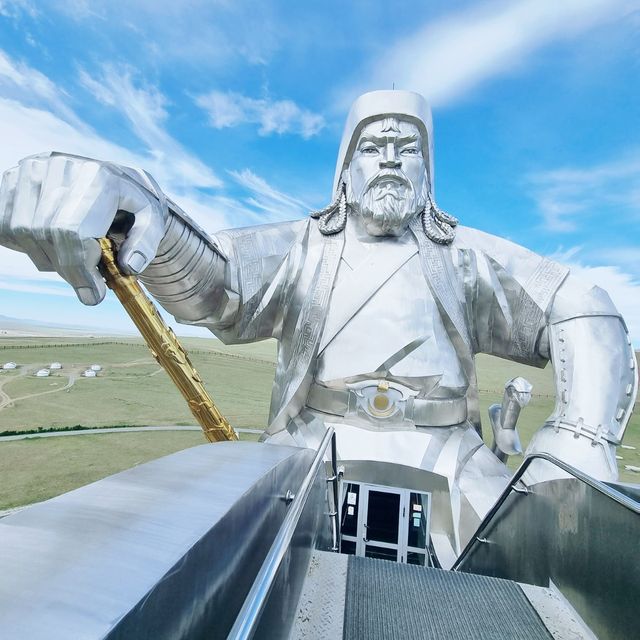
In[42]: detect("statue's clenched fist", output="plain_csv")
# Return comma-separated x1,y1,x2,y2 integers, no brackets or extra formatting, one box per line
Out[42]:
0,152,168,305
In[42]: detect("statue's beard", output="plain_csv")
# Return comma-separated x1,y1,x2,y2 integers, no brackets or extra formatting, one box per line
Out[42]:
349,170,425,237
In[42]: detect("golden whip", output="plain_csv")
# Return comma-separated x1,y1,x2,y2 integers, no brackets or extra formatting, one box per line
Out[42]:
98,237,237,443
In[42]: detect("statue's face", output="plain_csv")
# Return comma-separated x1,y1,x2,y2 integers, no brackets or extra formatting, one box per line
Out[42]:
346,118,428,237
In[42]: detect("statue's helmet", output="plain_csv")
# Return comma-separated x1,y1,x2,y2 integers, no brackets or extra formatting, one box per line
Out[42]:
333,90,434,196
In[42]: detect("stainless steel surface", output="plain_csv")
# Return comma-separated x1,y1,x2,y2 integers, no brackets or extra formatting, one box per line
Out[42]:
604,481,640,503
333,90,434,200
0,90,636,539
0,442,315,640
228,428,335,640
489,376,531,462
307,383,468,426
0,153,170,304
290,551,349,640
138,207,230,326
520,583,598,640
525,313,638,481
454,453,640,640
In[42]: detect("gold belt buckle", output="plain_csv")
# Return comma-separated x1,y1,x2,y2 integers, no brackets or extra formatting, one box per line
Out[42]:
369,380,395,417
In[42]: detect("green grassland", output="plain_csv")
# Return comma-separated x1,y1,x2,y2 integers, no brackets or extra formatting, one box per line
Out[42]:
0,337,275,431
0,336,637,508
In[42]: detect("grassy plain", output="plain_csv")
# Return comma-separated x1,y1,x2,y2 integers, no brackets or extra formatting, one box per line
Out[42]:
0,337,275,431
0,336,637,508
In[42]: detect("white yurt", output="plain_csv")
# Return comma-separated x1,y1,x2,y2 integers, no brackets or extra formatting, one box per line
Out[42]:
35,369,50,377
50,362,63,370
90,364,102,372
2,362,17,370
83,369,97,378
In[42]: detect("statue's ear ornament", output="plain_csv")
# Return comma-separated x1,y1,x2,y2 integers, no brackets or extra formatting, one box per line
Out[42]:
421,192,458,245
310,181,347,235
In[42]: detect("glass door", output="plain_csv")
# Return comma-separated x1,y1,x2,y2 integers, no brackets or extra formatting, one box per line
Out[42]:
360,487,402,561
339,482,431,565
403,491,431,566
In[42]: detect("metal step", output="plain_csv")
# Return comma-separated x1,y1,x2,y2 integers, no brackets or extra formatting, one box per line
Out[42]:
291,552,595,640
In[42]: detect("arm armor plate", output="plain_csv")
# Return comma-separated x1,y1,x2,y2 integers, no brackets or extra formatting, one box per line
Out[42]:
138,203,236,328
526,277,638,480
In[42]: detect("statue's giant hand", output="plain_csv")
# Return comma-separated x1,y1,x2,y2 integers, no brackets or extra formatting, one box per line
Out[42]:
0,152,168,305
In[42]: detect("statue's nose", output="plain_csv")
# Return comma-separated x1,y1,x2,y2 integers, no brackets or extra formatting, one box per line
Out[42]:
379,142,401,169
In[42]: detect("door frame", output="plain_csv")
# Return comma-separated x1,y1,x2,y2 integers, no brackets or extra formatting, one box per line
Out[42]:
340,481,431,565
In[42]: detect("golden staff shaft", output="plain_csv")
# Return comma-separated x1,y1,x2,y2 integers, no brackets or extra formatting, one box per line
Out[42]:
98,237,237,443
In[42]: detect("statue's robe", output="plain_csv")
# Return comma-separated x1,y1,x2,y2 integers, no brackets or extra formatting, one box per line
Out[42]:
195,217,576,436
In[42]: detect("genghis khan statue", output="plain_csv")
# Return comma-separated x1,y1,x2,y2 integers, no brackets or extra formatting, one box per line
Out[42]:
0,91,636,548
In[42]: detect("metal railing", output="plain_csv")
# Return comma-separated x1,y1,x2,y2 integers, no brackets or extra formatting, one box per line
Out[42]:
453,452,640,571
327,432,340,552
227,427,335,640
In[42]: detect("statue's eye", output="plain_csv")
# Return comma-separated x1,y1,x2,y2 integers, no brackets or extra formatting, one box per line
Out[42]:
401,147,419,155
360,146,379,155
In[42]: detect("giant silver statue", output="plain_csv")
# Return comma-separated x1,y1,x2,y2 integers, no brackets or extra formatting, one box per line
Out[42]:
0,90,636,548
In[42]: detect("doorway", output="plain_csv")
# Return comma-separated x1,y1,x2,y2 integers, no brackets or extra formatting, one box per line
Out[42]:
340,482,432,566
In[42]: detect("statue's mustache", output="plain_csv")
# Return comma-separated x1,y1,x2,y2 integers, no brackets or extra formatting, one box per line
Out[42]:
374,188,403,202
362,169,411,201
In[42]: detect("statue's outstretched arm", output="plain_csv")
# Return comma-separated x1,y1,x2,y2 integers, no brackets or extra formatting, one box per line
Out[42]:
0,153,169,305
136,201,234,329
526,277,638,480
0,152,299,343
139,213,306,342
0,152,240,333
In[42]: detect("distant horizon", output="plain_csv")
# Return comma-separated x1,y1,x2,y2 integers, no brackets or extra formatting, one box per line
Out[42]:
2,315,638,359
0,312,215,339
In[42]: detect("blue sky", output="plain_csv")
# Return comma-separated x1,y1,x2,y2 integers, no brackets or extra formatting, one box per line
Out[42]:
0,0,639,342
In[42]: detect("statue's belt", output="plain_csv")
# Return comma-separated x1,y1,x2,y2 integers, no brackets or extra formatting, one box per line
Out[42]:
306,383,467,427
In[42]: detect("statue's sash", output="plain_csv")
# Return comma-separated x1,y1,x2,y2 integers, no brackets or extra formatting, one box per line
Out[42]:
409,217,472,354
269,227,344,431
409,218,482,435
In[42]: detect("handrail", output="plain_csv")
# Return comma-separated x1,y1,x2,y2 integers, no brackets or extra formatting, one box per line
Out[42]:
453,452,640,571
227,427,335,640
329,432,340,551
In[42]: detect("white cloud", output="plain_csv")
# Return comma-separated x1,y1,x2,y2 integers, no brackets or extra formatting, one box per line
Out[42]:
356,0,636,107
0,247,61,282
0,52,222,203
51,0,99,20
196,90,325,139
550,248,640,343
527,153,640,231
79,65,222,189
229,169,311,222
598,247,640,274
0,0,37,19
48,1,281,69
0,277,74,298
0,98,139,176
0,97,231,282
0,49,82,128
